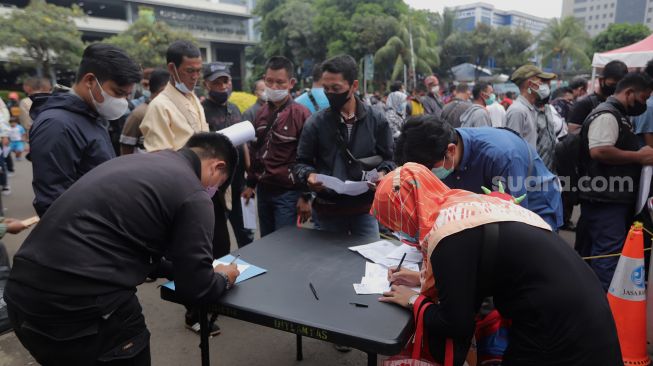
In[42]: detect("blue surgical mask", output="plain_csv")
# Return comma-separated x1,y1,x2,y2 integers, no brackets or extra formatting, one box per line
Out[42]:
142,89,151,99
431,154,455,180
485,93,496,106
172,65,194,94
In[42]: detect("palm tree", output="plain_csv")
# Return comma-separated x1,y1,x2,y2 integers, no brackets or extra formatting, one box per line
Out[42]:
537,16,591,80
374,11,439,90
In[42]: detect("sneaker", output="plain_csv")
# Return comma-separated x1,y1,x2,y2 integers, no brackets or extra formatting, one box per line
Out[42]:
2,187,10,196
6,172,15,177
185,321,221,336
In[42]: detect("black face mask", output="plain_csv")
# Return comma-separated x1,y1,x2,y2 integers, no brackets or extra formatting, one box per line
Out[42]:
628,100,648,116
209,90,230,105
600,81,616,97
326,89,351,112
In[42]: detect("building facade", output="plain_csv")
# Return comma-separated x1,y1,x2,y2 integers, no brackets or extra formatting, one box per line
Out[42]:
562,0,653,37
447,2,550,36
0,0,256,90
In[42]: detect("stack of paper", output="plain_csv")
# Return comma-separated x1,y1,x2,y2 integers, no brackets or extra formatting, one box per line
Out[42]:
161,254,266,291
353,262,392,295
349,240,423,268
353,262,421,295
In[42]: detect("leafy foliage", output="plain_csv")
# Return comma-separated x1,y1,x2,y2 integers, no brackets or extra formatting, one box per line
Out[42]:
104,10,195,68
537,17,591,79
592,23,651,53
0,0,84,78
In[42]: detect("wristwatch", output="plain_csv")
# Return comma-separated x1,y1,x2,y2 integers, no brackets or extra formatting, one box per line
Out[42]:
216,271,232,290
407,294,419,309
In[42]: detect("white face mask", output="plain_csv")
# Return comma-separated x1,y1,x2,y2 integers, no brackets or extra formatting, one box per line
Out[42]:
172,65,195,94
264,86,288,103
90,78,128,120
529,82,550,100
431,86,440,95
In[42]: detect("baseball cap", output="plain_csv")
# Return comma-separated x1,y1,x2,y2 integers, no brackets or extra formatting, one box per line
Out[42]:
510,65,556,86
203,62,231,82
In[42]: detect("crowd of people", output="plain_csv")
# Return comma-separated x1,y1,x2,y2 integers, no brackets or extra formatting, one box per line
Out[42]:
1,37,651,365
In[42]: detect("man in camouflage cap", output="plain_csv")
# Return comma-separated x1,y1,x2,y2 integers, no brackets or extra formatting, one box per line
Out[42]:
506,64,558,172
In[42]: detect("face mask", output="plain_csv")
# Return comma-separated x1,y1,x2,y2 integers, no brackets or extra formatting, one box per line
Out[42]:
628,99,648,116
142,89,151,99
90,78,128,120
531,82,550,100
209,90,231,105
431,86,440,95
431,154,455,180
600,81,616,97
172,65,194,94
264,87,288,103
326,89,351,112
485,93,496,106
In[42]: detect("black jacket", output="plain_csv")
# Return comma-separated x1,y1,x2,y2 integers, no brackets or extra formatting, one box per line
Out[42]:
293,98,395,214
8,149,227,305
29,92,115,216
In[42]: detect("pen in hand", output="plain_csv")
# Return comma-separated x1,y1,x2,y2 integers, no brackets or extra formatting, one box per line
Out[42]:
309,282,319,300
229,254,241,265
396,252,407,272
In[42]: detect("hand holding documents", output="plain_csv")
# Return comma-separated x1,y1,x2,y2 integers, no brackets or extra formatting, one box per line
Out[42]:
241,197,257,230
20,216,40,227
314,174,370,196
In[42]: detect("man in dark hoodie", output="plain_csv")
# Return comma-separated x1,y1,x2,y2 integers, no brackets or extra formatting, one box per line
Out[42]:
29,43,141,216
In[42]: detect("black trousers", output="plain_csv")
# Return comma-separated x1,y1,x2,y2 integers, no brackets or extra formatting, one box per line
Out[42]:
7,294,150,366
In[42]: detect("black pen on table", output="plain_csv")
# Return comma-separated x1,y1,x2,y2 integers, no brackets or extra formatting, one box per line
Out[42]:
309,282,319,300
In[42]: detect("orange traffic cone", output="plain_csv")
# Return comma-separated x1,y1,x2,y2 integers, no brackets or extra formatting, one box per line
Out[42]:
608,222,651,366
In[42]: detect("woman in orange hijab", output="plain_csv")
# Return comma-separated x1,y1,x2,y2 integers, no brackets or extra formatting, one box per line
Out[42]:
372,163,621,366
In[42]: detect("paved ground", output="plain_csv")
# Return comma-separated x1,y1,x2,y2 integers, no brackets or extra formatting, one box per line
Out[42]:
0,158,579,366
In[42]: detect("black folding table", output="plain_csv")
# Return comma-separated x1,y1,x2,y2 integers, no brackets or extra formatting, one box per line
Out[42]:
161,226,414,365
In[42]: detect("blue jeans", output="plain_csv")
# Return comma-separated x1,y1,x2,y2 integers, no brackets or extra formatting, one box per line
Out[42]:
315,213,380,239
256,185,299,237
576,201,632,291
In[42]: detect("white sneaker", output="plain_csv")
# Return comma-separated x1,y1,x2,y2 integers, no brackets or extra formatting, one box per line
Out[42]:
2,187,10,196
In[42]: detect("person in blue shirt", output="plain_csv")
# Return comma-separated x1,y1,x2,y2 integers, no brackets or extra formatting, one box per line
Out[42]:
395,115,563,231
633,59,653,148
295,64,330,114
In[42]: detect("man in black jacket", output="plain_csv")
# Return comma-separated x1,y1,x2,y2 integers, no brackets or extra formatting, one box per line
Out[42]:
577,73,653,290
293,55,394,237
29,43,142,216
4,133,240,366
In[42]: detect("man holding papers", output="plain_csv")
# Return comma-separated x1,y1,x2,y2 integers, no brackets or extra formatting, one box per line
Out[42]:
294,55,395,237
4,133,239,366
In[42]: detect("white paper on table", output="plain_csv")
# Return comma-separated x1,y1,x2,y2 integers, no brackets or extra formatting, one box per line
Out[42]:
349,240,398,266
353,263,421,295
213,260,250,274
216,121,255,146
636,166,652,214
314,174,370,196
241,197,257,230
386,244,422,264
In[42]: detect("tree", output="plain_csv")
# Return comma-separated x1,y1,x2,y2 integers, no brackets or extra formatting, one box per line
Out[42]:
0,0,84,79
493,27,533,75
104,9,195,68
537,16,591,79
592,23,651,52
253,0,323,70
374,10,440,90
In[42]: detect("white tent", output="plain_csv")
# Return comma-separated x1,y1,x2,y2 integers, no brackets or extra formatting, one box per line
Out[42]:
590,33,653,82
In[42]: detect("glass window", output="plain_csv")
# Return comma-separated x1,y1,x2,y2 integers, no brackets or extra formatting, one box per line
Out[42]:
574,7,587,13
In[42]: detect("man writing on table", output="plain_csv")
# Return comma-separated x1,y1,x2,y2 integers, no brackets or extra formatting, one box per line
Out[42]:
4,132,239,366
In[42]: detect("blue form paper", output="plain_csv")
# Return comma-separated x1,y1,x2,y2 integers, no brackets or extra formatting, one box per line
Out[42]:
161,254,267,291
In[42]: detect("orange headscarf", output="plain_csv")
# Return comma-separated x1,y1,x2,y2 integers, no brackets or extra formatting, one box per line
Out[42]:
372,163,551,298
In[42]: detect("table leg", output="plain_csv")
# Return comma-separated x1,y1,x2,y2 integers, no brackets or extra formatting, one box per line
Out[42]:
199,306,210,366
296,334,303,361
367,352,377,366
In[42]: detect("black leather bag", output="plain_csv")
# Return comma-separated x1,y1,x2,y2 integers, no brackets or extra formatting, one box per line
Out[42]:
334,129,382,181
